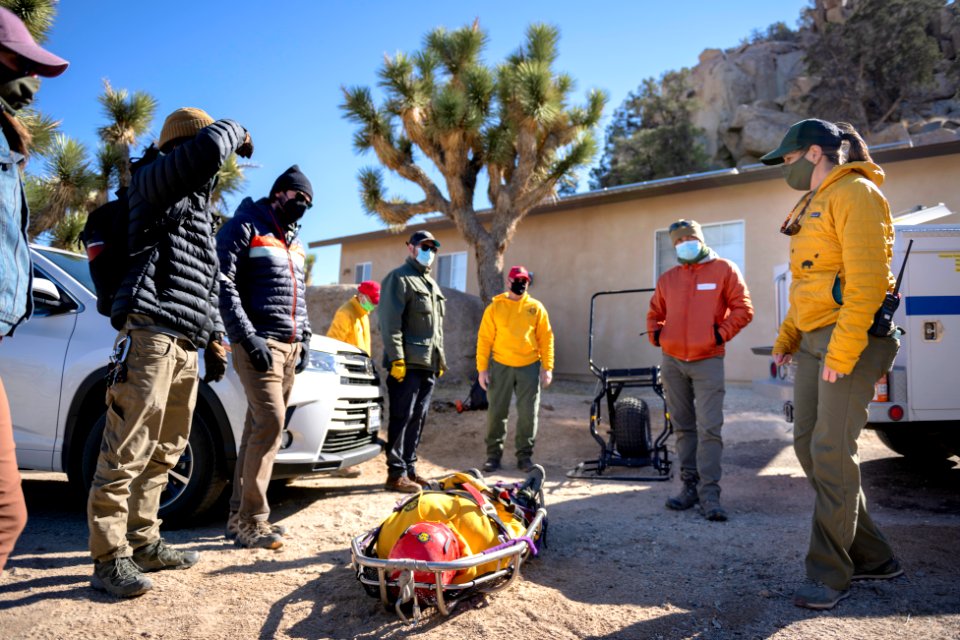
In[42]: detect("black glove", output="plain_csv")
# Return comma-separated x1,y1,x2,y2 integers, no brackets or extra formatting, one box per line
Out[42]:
236,130,254,158
202,334,228,383
653,329,661,347
714,325,724,346
295,340,309,374
241,335,273,373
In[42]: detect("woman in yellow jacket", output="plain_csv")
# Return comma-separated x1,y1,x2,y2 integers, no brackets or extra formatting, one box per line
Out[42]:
326,280,379,355
761,119,902,611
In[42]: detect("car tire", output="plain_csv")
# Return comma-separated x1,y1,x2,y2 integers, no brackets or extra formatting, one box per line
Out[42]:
82,411,227,527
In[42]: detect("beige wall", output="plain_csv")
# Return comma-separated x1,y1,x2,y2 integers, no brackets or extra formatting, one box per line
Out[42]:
336,153,960,381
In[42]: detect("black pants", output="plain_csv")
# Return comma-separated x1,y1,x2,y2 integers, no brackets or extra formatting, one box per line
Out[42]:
385,368,436,479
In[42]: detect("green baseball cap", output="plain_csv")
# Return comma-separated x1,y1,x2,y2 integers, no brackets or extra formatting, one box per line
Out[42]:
760,119,842,165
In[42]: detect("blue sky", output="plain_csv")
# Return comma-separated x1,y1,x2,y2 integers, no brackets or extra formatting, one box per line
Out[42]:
35,0,809,284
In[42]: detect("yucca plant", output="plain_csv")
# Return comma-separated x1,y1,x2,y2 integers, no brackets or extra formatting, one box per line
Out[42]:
18,108,60,158
210,153,254,227
97,79,157,190
0,0,57,42
26,134,97,239
341,22,605,302
50,211,86,252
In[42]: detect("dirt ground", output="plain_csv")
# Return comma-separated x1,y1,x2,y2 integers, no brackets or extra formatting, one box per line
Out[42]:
1,381,958,640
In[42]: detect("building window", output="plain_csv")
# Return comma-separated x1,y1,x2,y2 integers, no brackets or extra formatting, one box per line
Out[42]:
435,252,467,291
655,220,745,281
354,262,372,284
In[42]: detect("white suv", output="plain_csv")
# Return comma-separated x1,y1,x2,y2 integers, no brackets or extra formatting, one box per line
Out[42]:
1,247,383,525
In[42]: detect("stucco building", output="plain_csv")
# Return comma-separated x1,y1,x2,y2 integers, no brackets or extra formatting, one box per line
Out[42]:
311,140,960,381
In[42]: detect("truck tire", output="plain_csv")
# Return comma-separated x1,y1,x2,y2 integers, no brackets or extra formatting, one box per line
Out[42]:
82,411,227,527
611,397,652,458
870,423,958,462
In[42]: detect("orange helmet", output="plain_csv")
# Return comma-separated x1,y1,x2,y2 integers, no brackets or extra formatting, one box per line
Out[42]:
388,522,461,599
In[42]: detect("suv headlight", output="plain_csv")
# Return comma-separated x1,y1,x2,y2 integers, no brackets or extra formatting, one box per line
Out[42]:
307,350,338,373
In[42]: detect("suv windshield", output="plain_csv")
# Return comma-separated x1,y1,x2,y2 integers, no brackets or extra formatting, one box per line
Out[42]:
35,248,96,294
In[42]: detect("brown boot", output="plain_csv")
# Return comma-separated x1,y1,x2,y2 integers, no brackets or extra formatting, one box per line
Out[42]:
384,476,421,493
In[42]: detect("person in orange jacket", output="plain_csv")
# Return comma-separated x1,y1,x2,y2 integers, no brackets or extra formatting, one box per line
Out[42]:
327,280,379,356
647,220,753,521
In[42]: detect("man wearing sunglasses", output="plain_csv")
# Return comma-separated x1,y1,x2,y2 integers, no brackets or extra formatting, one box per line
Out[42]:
647,219,753,522
379,230,447,493
216,165,314,550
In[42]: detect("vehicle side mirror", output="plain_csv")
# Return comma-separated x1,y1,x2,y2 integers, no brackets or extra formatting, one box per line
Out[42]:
31,276,76,315
32,277,61,302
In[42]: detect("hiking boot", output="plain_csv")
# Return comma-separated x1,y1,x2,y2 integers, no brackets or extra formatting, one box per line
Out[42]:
517,457,535,472
852,557,904,581
793,581,850,610
408,471,430,487
384,476,421,493
235,518,284,550
482,458,501,473
90,557,153,598
225,512,286,541
701,498,728,522
132,538,199,571
665,474,699,511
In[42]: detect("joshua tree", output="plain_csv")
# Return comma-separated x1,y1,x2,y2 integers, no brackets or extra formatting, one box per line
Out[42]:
96,79,157,191
26,134,96,239
341,22,605,302
49,211,86,251
0,0,57,43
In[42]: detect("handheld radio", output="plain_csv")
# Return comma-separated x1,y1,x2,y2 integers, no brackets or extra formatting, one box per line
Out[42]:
867,239,913,337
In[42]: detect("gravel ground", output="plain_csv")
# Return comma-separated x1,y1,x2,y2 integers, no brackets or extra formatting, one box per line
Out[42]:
1,382,958,640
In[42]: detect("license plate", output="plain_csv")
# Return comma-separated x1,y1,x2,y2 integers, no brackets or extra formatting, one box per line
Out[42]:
368,406,381,432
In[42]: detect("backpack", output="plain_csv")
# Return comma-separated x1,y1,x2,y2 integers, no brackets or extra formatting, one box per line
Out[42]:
81,188,129,317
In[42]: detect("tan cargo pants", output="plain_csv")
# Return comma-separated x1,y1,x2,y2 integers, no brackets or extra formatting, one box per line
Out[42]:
793,324,899,590
229,340,299,521
0,377,27,571
87,328,198,562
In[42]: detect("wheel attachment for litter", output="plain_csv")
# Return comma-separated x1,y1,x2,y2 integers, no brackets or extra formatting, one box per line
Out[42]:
611,397,651,458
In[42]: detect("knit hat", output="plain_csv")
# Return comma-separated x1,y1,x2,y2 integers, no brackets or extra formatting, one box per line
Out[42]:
158,107,214,150
668,219,704,245
270,165,314,201
358,280,380,304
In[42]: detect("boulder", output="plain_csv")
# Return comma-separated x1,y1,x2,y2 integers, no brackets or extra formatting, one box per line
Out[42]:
866,122,910,146
911,127,959,146
306,284,484,386
730,105,804,158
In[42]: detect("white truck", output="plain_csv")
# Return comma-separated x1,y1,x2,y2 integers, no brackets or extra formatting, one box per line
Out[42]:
753,206,960,462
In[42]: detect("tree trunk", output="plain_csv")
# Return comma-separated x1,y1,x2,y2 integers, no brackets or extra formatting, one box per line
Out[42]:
474,233,505,304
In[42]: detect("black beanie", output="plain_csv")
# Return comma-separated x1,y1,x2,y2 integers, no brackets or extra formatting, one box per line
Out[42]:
270,165,313,200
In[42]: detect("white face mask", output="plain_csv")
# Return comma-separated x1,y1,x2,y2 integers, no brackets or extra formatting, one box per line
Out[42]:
416,247,435,267
675,240,702,262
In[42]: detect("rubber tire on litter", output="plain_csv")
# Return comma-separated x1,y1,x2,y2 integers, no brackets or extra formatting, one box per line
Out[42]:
611,397,652,458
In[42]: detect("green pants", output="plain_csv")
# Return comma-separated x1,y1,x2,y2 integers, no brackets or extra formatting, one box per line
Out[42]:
87,327,198,562
485,360,541,461
793,324,899,590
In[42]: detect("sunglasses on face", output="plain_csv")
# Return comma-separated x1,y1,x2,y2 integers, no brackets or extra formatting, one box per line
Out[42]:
418,243,438,253
293,191,313,209
780,192,814,237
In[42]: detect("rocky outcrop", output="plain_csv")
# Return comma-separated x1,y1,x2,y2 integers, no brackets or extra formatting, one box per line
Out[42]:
687,0,960,167
306,284,484,385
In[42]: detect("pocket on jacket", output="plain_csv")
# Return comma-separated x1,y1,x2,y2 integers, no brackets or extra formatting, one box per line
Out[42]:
795,273,842,310
412,291,432,314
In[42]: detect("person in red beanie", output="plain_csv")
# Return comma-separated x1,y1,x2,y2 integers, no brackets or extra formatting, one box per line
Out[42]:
0,6,69,576
327,280,380,356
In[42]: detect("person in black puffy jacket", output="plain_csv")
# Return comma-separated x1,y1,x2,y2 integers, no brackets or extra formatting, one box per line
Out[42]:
87,108,253,598
216,165,313,550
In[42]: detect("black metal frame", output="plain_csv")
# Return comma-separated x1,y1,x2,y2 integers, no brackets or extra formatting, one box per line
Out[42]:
567,288,673,481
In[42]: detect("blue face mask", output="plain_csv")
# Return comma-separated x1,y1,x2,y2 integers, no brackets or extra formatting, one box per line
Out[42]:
416,247,435,267
675,240,702,262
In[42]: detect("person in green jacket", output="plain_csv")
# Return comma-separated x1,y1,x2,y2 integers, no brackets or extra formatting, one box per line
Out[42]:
379,230,446,493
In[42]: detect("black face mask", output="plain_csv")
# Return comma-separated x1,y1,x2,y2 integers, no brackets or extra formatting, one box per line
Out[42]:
279,198,309,223
0,76,40,112
510,279,528,295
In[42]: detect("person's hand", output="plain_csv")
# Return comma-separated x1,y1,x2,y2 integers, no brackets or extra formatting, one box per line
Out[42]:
822,363,844,383
773,352,793,367
714,325,724,346
653,329,661,347
236,131,254,158
241,335,273,373
295,341,309,374
390,360,406,382
478,369,490,390
202,334,228,383
438,366,445,378
540,369,553,388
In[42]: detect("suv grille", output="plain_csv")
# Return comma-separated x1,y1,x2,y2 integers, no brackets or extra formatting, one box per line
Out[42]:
321,427,377,453
337,351,378,386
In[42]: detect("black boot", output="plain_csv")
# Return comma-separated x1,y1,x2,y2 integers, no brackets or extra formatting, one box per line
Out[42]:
665,472,699,511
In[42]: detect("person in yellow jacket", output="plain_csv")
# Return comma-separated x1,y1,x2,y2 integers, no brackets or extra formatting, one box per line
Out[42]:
762,119,902,611
476,266,554,473
326,280,380,355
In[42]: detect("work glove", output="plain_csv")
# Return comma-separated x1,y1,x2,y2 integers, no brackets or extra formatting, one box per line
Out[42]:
390,359,406,382
236,130,254,158
714,325,724,346
295,340,310,374
653,329,661,347
241,335,273,373
202,333,228,383
438,366,445,378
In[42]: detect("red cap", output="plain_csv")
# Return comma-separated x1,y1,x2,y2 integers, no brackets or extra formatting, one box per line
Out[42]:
358,280,380,304
0,8,69,77
508,265,530,281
